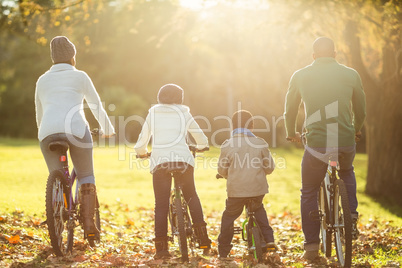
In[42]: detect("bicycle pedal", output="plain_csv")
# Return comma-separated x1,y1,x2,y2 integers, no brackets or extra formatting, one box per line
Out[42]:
266,246,277,252
309,210,321,221
85,233,96,239
233,227,242,234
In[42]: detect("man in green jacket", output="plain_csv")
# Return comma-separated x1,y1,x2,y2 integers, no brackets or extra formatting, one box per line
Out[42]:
284,37,366,261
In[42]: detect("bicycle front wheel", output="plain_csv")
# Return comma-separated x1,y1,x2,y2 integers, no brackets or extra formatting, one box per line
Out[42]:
333,180,352,267
175,195,189,262
319,184,332,257
46,170,70,256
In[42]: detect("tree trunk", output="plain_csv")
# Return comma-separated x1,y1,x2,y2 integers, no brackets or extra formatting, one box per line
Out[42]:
344,20,402,206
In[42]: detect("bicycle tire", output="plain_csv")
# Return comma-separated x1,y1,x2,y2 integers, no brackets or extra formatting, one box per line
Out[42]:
46,170,69,256
66,226,74,253
319,183,332,257
175,194,189,262
88,195,101,247
334,180,352,267
251,226,263,263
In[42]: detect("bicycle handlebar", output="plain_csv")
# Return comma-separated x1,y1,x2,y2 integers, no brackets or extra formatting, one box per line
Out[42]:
216,174,224,179
136,146,209,159
91,128,101,137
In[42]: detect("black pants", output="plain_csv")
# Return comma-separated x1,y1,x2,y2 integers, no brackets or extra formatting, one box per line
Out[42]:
153,164,205,238
218,195,274,256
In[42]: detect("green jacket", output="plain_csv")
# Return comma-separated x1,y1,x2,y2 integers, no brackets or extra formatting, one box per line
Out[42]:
284,57,366,147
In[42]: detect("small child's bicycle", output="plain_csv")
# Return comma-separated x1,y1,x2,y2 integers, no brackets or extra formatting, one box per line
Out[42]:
45,129,101,256
216,174,276,263
137,146,209,262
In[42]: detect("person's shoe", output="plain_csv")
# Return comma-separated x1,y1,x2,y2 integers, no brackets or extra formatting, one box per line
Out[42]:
193,222,212,254
303,249,319,261
154,236,172,259
218,243,232,259
352,214,360,240
79,183,99,239
303,243,319,261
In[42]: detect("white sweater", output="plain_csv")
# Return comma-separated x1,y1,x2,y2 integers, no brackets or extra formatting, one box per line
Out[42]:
134,104,208,172
35,64,115,141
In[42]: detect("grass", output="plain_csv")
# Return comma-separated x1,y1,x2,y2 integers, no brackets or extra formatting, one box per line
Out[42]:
1,137,401,224
0,137,401,267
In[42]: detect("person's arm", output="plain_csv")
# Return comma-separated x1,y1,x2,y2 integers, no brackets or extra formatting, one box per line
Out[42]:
134,113,151,156
187,114,208,149
83,72,115,136
262,146,275,175
352,71,366,133
217,142,230,178
35,82,43,129
284,72,302,140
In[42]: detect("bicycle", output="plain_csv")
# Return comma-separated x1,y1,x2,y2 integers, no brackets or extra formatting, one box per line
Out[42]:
137,146,209,262
45,129,101,256
216,174,276,263
289,133,353,267
318,157,352,267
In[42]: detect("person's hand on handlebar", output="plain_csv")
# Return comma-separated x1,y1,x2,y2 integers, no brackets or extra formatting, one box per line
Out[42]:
101,133,116,139
286,132,302,143
188,145,209,153
355,131,362,142
136,152,151,159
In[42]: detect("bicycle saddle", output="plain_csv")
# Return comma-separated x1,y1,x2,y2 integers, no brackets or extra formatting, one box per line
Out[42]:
48,141,69,152
165,162,189,174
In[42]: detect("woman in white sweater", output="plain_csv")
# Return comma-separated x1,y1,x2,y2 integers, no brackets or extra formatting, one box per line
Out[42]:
35,36,115,238
134,84,211,259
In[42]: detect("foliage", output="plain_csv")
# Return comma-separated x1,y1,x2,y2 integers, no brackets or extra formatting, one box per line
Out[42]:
1,203,401,267
0,139,402,266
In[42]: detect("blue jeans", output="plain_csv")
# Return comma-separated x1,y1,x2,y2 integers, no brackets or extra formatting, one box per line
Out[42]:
218,196,274,256
152,164,205,238
301,146,358,248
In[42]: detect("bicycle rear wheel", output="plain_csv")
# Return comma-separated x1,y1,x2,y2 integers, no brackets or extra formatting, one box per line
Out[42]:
175,195,189,262
333,180,352,267
46,170,70,256
319,183,332,257
251,226,263,263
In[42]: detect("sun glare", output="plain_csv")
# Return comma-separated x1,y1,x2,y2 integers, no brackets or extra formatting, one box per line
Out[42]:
179,0,218,10
179,0,269,10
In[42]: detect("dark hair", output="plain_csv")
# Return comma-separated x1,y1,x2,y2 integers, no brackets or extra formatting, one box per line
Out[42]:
157,84,184,104
232,110,254,130
313,37,335,57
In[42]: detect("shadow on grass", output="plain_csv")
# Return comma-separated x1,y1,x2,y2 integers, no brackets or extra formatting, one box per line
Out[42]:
366,193,402,219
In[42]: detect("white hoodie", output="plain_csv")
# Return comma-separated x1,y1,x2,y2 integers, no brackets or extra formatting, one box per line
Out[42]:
134,104,208,172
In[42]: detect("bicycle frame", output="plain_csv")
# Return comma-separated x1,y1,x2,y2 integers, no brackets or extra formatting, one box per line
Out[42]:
323,161,337,228
242,208,259,250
